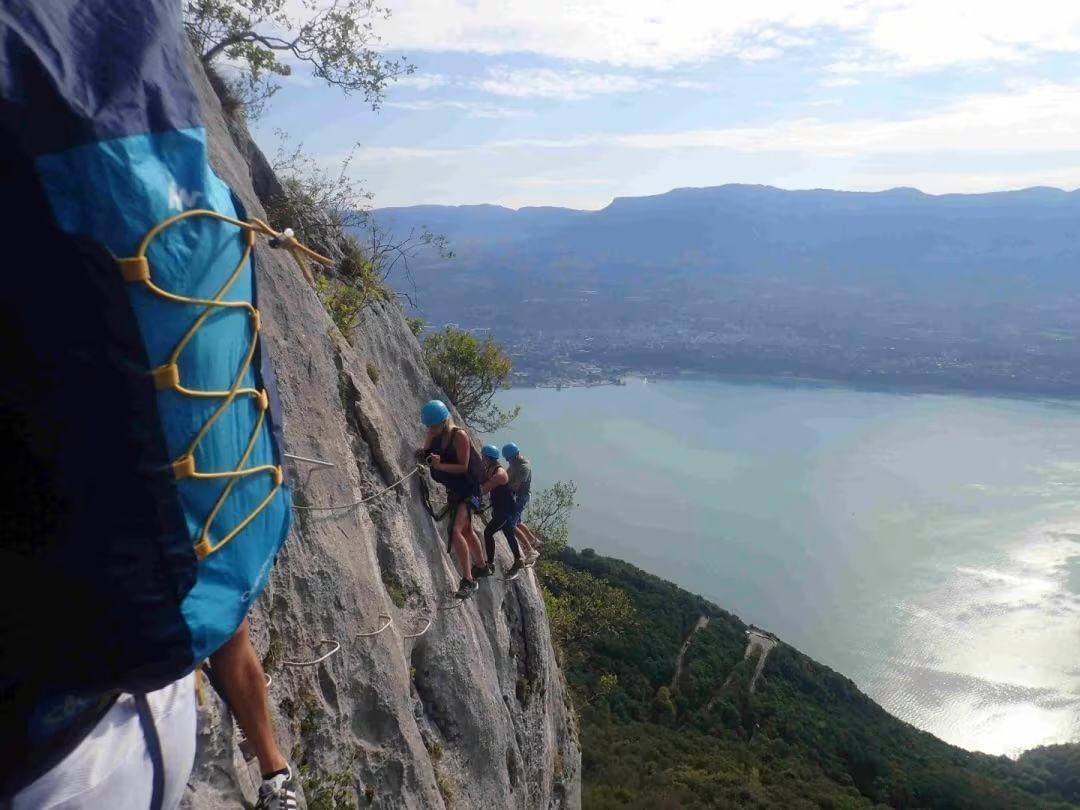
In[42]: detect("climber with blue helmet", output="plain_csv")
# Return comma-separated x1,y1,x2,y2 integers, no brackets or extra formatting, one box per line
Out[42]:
480,445,524,578
418,400,486,599
502,443,540,564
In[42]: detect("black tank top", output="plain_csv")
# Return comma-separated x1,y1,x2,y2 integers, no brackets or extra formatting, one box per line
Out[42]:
489,468,515,516
429,427,482,500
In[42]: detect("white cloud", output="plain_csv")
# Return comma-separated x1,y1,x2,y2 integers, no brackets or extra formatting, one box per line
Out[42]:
477,67,654,100
386,98,534,118
360,82,1080,162
354,145,465,160
820,76,861,88
738,45,784,62
382,0,1080,73
839,166,1080,195
395,73,451,91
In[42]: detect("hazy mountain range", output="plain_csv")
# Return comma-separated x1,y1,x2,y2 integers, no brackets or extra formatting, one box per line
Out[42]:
373,184,1080,394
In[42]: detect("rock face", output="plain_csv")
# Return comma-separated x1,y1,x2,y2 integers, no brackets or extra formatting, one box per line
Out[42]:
182,48,580,810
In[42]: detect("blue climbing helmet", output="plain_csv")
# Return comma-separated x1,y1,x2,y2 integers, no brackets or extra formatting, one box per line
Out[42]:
502,442,520,459
482,444,501,460
421,399,450,427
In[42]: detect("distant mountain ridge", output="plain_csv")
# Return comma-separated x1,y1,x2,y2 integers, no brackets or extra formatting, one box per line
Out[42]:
373,184,1080,395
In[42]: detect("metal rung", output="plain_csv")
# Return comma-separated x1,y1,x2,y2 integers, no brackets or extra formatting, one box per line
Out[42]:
282,639,341,668
357,614,393,638
403,616,434,639
284,452,335,468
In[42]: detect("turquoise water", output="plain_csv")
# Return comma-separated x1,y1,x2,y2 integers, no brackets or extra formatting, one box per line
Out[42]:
492,378,1080,755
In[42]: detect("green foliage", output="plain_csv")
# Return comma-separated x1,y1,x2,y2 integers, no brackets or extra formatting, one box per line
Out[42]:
427,743,455,804
381,571,405,608
1020,745,1080,801
315,274,366,335
261,622,283,673
538,559,634,665
428,740,443,763
559,547,1080,809
301,763,357,810
185,0,411,115
653,686,677,723
422,326,520,431
297,689,324,740
523,480,577,555
366,362,380,385
267,136,371,255
406,316,425,337
586,673,620,706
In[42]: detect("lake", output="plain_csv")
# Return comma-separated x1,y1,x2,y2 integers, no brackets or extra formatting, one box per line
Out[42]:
492,377,1080,756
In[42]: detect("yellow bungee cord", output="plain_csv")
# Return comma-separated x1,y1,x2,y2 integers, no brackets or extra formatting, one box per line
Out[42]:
117,210,332,559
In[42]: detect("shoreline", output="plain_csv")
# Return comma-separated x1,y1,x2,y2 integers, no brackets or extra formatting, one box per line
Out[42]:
512,368,1080,406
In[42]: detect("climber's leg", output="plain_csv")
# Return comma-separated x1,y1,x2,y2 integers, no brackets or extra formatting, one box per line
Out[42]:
208,620,288,779
514,525,535,558
483,518,498,567
462,503,485,573
501,518,523,563
519,521,542,548
450,502,474,582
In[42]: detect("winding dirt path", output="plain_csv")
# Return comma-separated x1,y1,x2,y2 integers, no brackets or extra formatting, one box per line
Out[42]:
670,615,710,691
745,629,777,694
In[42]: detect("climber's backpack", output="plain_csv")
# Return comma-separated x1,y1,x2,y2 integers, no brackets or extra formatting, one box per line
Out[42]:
0,1,292,794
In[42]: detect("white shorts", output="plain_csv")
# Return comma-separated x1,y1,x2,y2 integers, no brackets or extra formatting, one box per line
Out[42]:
13,673,197,810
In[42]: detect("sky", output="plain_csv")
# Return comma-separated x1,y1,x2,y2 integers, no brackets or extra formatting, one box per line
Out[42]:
251,1,1080,210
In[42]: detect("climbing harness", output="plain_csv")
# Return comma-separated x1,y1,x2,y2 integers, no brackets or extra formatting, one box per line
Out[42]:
292,466,423,513
281,639,341,669
117,209,332,560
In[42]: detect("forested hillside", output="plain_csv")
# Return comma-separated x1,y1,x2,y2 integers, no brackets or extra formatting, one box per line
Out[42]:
553,547,1080,809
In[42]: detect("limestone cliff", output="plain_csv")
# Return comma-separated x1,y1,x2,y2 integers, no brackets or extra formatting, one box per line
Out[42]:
181,48,580,810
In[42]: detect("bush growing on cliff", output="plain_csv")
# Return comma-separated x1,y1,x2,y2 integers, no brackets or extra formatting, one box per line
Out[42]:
524,481,577,556
422,326,519,431
267,137,449,335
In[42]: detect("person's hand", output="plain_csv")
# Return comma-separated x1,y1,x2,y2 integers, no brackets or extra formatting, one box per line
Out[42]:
428,453,441,469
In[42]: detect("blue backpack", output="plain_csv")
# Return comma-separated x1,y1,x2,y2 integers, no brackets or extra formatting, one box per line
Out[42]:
0,0,292,792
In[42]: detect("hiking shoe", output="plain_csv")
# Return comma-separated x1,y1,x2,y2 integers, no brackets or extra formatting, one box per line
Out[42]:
486,562,496,577
454,578,478,599
473,563,493,579
506,559,525,579
256,769,300,810
524,551,540,567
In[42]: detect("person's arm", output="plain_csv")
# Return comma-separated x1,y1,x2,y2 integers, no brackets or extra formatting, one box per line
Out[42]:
208,619,288,777
416,425,441,460
431,429,470,475
481,467,508,495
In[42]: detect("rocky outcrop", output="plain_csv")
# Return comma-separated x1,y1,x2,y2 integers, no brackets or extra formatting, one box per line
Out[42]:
182,48,580,809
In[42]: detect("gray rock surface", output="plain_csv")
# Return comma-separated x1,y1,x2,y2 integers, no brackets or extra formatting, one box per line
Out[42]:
182,47,580,810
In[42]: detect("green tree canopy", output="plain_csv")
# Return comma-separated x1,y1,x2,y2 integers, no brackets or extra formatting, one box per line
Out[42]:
524,481,578,556
423,326,519,431
185,0,411,111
